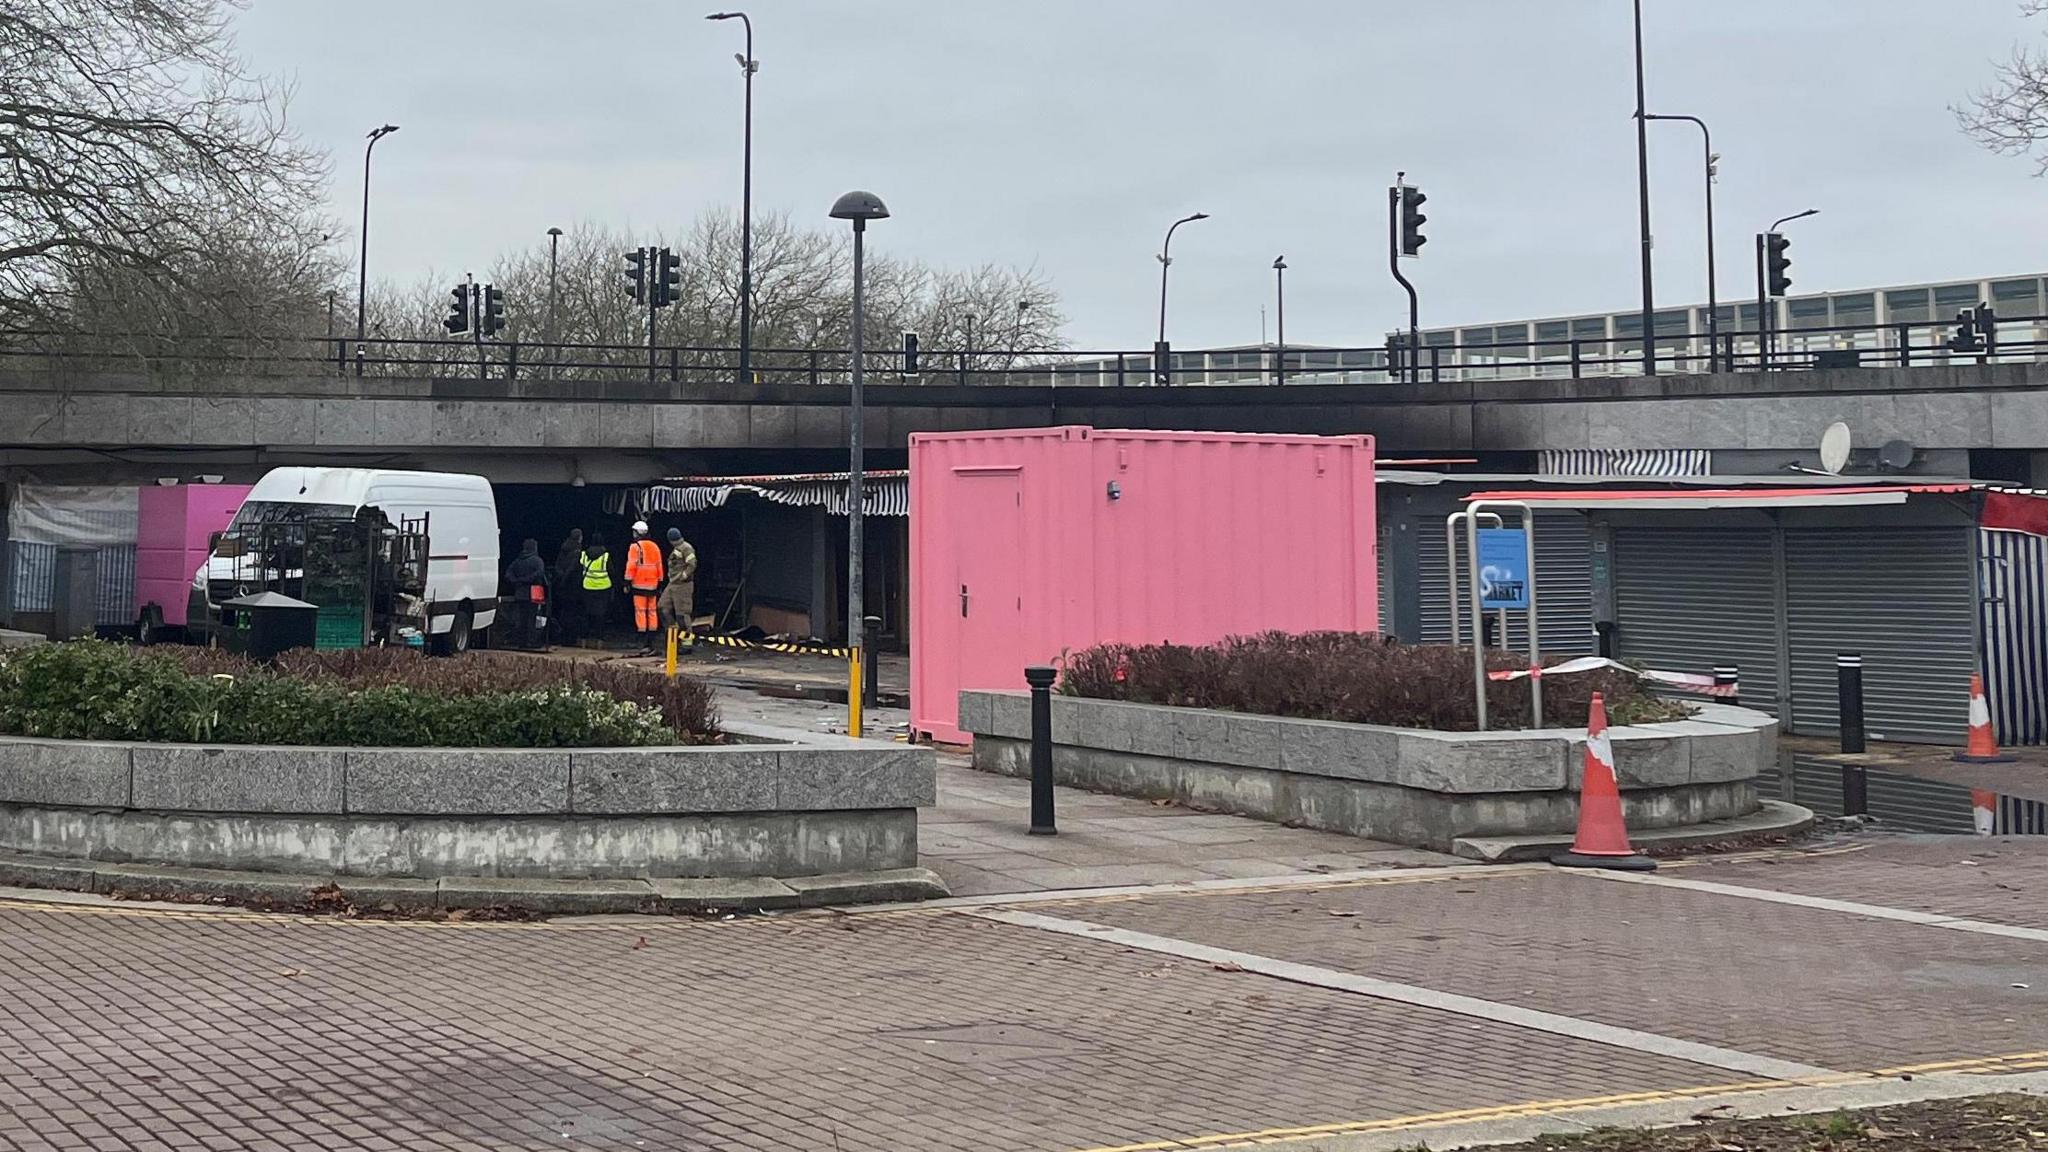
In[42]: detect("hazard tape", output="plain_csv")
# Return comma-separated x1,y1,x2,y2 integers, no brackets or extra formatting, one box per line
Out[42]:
681,630,851,659
1485,655,1741,697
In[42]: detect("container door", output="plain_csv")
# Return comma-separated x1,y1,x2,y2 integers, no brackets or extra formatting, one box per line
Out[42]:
1612,525,1783,716
1784,525,1974,743
954,470,1023,696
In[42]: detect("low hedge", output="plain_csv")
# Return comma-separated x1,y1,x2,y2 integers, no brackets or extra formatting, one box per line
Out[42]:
1060,631,1684,731
0,643,719,748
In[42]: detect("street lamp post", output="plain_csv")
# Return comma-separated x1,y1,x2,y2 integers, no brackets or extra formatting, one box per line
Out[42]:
708,12,757,386
1631,0,1655,376
546,226,563,379
1643,114,1718,371
355,124,399,376
830,190,889,739
1757,208,1819,370
1156,211,1208,384
1272,255,1287,385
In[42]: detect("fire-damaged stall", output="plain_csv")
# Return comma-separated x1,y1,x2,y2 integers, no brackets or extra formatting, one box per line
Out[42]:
606,471,909,649
1450,482,2048,747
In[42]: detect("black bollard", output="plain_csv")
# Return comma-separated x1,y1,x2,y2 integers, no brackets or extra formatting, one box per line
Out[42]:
1714,664,1739,708
1837,653,1865,754
1025,665,1058,836
1841,763,1869,817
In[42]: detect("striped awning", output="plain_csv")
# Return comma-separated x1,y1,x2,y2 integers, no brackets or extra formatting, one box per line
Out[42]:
1537,449,1711,477
608,471,909,518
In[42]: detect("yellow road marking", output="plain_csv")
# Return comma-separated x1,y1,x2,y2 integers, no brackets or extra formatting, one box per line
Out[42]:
1064,1046,2048,1152
1067,1080,1793,1152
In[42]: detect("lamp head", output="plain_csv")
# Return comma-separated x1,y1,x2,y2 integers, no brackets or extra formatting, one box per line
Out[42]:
829,190,890,223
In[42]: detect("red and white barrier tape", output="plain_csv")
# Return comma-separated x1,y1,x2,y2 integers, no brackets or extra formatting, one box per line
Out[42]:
1485,655,1741,697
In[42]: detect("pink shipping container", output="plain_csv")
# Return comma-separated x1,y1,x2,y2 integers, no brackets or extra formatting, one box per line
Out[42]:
910,426,1377,743
135,482,252,630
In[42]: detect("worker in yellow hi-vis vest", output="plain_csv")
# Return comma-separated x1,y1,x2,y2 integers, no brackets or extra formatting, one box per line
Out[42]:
579,535,612,645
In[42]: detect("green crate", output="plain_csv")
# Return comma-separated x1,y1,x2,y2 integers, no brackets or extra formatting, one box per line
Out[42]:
315,607,365,650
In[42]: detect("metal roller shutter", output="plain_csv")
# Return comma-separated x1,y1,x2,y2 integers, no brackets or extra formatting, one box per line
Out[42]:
1376,521,1390,635
1612,526,1782,715
1416,512,1595,655
1784,526,1974,743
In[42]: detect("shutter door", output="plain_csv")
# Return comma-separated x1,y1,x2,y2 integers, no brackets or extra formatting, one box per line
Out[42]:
1416,522,1456,644
1784,527,1974,743
1613,526,1782,715
1376,521,1391,635
1416,512,1594,654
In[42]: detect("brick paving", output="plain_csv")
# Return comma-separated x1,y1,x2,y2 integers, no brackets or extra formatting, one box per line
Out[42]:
1073,867,2048,1073
0,900,1741,1152
1679,837,2048,930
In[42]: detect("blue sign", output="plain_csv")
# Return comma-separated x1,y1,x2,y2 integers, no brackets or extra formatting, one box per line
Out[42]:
1477,528,1529,610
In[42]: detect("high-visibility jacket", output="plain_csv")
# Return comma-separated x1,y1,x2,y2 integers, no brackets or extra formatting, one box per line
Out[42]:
625,538,664,593
581,550,612,591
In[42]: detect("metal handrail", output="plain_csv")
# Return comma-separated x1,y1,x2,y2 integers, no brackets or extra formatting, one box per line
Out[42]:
1,312,2040,388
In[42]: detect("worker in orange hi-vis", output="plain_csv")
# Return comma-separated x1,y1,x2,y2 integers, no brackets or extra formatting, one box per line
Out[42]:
623,520,665,657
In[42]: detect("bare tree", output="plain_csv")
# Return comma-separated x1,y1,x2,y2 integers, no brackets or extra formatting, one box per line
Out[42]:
362,210,1070,383
0,0,332,341
1958,1,2048,174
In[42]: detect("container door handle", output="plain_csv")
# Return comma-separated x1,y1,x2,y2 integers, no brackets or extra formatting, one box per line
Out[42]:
960,584,969,617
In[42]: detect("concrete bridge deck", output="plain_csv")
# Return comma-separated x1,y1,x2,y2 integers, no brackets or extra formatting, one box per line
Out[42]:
2,362,2043,481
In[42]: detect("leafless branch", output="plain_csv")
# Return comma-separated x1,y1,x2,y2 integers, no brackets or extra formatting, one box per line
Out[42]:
1956,2,2048,175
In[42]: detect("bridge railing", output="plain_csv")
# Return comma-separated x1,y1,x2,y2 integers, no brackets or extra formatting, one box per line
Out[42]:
1,314,2043,389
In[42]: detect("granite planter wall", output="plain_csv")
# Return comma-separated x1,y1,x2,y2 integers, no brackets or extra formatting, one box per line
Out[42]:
960,691,1772,852
0,719,936,880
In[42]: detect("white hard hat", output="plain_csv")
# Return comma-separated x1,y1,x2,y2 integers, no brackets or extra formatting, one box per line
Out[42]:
632,520,649,533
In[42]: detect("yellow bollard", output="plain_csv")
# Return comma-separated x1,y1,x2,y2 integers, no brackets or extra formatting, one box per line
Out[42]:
664,625,678,682
848,647,864,739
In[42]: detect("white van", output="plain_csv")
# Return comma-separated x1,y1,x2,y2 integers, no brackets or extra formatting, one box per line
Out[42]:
188,467,499,652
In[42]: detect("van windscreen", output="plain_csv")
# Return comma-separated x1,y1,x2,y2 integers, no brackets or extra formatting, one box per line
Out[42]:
224,501,354,531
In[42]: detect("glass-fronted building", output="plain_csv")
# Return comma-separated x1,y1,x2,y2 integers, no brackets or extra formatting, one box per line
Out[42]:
1014,271,2048,387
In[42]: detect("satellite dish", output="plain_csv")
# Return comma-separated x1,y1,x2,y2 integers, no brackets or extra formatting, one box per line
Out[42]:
1877,439,1916,471
1819,422,1852,475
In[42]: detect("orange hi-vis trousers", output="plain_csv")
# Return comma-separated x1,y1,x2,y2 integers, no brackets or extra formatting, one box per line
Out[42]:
632,592,659,633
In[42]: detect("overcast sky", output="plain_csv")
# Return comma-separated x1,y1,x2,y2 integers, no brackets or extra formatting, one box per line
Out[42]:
234,0,2048,350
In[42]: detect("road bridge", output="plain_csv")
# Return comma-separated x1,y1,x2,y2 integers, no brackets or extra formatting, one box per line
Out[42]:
1,361,2044,484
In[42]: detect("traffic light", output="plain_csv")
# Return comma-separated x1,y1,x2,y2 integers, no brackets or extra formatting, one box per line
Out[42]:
903,331,920,375
1941,302,2001,355
480,285,506,336
442,283,469,334
654,247,681,307
1385,332,1406,378
1398,184,1428,258
1765,232,1792,297
623,248,647,303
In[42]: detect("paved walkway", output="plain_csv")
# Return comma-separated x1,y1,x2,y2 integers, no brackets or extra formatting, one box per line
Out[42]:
716,683,1453,895
2,836,2046,1151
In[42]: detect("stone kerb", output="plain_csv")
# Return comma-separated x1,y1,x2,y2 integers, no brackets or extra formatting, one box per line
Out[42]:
0,719,939,885
961,690,1773,851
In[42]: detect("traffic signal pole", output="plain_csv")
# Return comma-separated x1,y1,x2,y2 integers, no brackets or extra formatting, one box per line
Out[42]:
1387,180,1420,384
469,272,485,382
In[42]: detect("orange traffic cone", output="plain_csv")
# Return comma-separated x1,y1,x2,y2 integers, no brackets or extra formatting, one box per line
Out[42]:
1971,789,1998,837
1553,692,1656,872
1955,674,2014,764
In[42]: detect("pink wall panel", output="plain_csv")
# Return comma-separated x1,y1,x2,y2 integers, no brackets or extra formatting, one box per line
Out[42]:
135,484,251,627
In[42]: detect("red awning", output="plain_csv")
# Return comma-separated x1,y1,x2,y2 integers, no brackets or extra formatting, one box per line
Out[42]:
1464,483,1974,511
1983,490,2048,536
